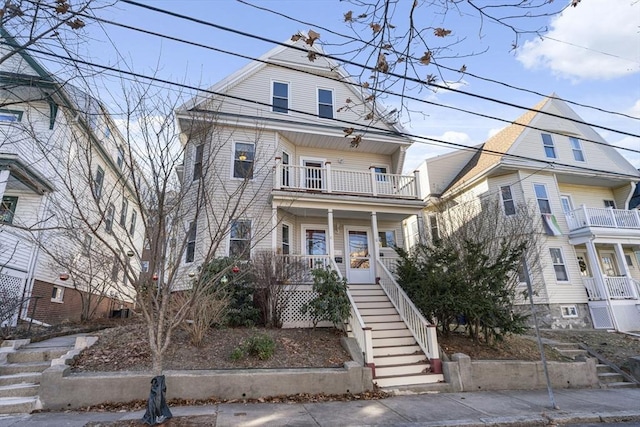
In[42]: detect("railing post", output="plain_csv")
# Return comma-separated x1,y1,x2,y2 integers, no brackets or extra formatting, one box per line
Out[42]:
609,206,616,227
413,169,421,199
363,327,375,369
582,204,590,226
325,162,332,193
634,209,640,228
274,156,282,190
369,166,378,196
427,325,441,374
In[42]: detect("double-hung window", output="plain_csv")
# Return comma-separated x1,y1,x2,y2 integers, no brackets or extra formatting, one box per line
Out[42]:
549,248,568,281
0,196,18,224
233,142,255,179
318,88,333,119
116,146,124,169
193,144,204,180
378,231,396,248
428,215,439,243
105,204,115,232
94,166,104,200
129,210,137,236
272,82,289,113
500,185,516,216
604,200,616,208
185,222,197,263
119,198,128,227
373,166,388,182
568,137,585,162
541,133,556,159
534,184,551,214
230,219,251,260
0,109,23,122
281,224,290,255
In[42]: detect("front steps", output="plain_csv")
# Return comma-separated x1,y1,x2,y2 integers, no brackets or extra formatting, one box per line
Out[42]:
0,341,71,414
349,283,444,388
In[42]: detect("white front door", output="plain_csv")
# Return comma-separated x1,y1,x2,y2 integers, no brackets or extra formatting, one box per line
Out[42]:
599,252,619,277
345,228,375,284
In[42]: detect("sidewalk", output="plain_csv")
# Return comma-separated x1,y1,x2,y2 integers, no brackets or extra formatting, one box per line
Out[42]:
1,388,639,426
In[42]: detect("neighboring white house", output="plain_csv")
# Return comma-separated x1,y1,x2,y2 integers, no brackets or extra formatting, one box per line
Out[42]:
0,29,143,326
175,36,443,388
412,95,640,332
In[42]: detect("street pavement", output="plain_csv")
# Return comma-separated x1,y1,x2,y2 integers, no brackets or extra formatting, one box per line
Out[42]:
1,387,639,426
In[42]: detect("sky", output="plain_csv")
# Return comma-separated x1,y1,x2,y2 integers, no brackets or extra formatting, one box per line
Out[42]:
31,0,640,173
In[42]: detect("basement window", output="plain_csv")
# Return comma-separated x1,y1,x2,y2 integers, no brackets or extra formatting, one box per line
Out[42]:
51,286,64,303
560,305,578,318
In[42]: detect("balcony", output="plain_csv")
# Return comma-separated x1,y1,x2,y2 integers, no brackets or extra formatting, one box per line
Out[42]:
273,162,420,200
583,276,640,301
566,206,640,232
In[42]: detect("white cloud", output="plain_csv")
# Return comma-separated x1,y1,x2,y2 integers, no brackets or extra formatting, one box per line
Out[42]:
516,1,640,80
424,80,469,101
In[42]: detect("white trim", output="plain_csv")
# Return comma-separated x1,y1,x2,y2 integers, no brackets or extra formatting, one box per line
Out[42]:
281,221,292,255
500,184,516,216
230,141,256,181
549,247,570,283
51,285,64,303
568,136,586,162
560,305,579,318
271,80,291,115
344,226,375,284
316,86,334,119
560,194,574,214
301,224,328,256
228,218,252,260
533,182,552,215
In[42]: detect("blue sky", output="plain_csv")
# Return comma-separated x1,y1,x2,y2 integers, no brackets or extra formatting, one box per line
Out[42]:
53,0,640,172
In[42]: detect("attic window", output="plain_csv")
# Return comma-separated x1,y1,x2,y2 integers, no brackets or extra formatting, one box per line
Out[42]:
318,89,333,119
541,133,556,159
272,82,288,113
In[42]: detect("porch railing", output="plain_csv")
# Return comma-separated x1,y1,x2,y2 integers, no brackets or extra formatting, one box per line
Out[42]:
566,206,640,231
379,256,400,276
329,259,374,367
274,161,420,200
582,275,639,301
282,254,331,283
376,260,439,365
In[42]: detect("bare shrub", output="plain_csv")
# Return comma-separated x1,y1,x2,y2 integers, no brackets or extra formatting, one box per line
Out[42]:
175,289,229,347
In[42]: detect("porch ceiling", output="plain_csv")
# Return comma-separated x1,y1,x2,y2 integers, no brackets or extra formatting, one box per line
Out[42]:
279,129,404,156
277,206,415,222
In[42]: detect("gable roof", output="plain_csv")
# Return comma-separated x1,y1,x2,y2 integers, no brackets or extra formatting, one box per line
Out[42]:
442,96,551,196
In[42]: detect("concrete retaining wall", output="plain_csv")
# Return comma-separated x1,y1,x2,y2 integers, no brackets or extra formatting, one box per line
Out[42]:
443,353,599,392
39,361,373,410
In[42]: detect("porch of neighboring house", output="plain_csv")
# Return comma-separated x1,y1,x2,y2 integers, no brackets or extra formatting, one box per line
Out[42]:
567,205,640,332
270,163,443,387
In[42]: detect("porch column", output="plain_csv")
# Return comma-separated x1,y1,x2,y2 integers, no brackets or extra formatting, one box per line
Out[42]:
0,169,9,199
585,240,608,299
614,243,637,298
416,213,427,245
370,211,379,279
325,162,332,193
273,157,282,190
327,209,335,262
271,204,278,252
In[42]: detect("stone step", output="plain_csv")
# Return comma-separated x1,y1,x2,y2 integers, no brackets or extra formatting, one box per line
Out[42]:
0,396,40,414
374,353,427,366
551,342,581,350
0,373,42,387
374,373,444,388
596,364,613,373
0,383,39,398
554,349,588,359
598,372,625,384
0,362,50,376
7,348,68,363
373,336,417,348
603,382,638,389
375,362,431,377
371,328,413,339
373,344,421,357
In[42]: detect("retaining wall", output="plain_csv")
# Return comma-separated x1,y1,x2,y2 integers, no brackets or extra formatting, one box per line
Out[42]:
443,353,599,392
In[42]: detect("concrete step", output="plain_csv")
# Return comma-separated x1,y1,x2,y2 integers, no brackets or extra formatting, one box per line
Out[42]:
354,301,394,309
0,383,39,398
598,372,625,384
554,349,588,359
0,373,42,387
373,344,421,357
373,336,417,347
375,373,444,388
0,362,50,376
375,362,431,377
371,328,413,339
7,348,68,363
374,353,427,366
603,381,638,389
362,314,402,323
551,342,580,350
359,308,398,316
0,396,40,414
596,364,612,373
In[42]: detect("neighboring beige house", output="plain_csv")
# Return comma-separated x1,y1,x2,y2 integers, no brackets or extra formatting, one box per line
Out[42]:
0,29,142,326
412,95,640,332
175,37,443,387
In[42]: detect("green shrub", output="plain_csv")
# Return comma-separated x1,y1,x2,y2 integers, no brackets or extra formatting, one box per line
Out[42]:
229,332,276,361
301,268,351,328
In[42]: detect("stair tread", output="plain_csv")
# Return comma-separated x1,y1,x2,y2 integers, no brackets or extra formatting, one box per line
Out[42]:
1,361,50,367
0,383,38,390
375,372,439,379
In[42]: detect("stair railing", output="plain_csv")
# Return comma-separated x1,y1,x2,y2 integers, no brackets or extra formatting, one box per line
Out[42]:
376,259,441,373
330,259,374,367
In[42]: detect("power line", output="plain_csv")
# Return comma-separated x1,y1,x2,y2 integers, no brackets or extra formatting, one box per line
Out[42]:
7,43,640,182
119,0,640,139
57,15,640,156
236,0,640,122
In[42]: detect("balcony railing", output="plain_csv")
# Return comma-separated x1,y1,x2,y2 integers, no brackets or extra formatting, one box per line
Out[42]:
566,206,640,231
273,161,421,200
583,275,639,301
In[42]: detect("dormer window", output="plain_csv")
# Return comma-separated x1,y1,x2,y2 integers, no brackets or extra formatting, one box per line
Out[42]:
318,89,333,119
272,82,289,113
569,137,585,162
541,133,556,159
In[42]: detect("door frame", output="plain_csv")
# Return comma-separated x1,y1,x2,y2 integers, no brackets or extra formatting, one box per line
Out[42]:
300,156,325,190
344,226,375,284
598,251,620,277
